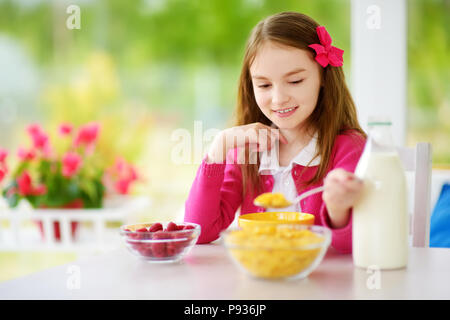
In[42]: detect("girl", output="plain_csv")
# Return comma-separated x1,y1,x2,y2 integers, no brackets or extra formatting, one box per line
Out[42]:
184,11,366,254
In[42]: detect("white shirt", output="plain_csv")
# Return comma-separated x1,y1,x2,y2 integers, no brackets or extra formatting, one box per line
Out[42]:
258,132,321,212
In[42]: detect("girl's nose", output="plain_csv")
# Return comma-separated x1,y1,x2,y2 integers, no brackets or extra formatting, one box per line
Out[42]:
271,85,290,106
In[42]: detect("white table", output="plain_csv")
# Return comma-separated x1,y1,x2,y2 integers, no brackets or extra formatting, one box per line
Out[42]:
0,244,449,300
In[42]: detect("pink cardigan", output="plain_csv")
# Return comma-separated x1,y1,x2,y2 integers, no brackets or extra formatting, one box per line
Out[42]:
184,130,366,254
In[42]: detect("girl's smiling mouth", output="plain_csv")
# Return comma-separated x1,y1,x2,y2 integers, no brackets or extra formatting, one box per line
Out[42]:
272,106,299,117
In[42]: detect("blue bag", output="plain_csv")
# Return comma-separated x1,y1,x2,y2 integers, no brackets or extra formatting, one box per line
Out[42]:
430,183,450,248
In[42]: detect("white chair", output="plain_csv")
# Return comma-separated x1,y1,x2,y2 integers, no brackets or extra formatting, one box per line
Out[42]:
397,142,432,248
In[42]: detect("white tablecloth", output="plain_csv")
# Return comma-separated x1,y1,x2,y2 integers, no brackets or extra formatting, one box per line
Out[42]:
1,244,449,299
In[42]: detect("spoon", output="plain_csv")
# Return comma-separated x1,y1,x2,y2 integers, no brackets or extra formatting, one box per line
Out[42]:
254,186,325,212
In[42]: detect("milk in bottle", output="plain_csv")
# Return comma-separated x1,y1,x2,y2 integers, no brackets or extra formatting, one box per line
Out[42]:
353,118,408,269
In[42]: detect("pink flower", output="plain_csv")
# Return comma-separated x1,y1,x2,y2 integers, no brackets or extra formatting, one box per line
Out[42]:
17,147,36,161
0,167,5,183
33,184,47,196
0,148,8,183
16,171,47,196
27,123,49,151
62,152,82,178
115,157,138,179
308,26,344,68
59,123,73,136
114,158,138,194
74,122,100,148
104,157,139,195
17,171,33,195
27,124,43,137
0,148,8,163
115,179,132,195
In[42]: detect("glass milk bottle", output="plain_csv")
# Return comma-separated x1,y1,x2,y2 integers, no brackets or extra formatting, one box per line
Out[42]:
353,118,408,269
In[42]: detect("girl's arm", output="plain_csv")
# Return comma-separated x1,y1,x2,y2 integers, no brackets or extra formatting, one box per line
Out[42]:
319,132,366,254
184,123,286,243
323,168,363,229
184,149,243,243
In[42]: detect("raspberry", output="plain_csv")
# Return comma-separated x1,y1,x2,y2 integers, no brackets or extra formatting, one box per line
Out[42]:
165,222,178,232
123,228,138,239
151,242,166,257
166,237,185,256
152,231,171,240
127,241,143,252
139,245,153,257
169,231,192,255
127,231,141,240
166,243,177,256
135,227,149,240
148,223,163,232
183,225,195,230
151,231,171,257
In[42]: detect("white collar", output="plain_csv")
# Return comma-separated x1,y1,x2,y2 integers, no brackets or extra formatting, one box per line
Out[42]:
259,131,321,175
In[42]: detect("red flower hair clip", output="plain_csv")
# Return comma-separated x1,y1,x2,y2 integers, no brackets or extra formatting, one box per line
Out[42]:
308,26,344,68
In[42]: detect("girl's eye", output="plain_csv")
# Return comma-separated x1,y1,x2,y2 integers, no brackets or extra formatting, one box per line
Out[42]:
256,80,303,88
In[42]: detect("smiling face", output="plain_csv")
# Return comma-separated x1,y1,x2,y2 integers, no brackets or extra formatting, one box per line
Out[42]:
250,41,323,132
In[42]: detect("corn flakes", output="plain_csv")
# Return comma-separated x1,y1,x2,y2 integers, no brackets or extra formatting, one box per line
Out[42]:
254,192,292,208
225,226,326,279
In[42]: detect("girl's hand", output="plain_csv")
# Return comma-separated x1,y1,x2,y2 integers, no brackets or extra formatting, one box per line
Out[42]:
322,168,364,229
206,122,288,163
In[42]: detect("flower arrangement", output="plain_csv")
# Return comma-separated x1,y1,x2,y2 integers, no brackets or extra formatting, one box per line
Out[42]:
0,122,139,209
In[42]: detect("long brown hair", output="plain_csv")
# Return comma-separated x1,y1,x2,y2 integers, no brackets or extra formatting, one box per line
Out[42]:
234,11,366,198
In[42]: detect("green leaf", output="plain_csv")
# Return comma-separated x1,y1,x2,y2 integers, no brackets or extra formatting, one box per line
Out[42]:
79,179,96,202
2,182,20,208
5,193,20,208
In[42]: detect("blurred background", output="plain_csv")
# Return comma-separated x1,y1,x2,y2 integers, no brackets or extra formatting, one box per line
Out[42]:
0,0,448,281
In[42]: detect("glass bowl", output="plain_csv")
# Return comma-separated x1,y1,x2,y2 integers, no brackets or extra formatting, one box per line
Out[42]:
221,224,331,280
120,222,200,263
